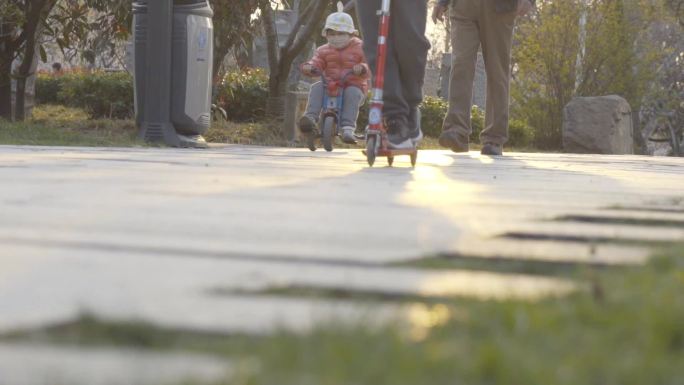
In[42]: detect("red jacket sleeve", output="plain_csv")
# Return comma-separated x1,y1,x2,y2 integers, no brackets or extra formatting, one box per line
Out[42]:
356,44,371,80
302,47,327,74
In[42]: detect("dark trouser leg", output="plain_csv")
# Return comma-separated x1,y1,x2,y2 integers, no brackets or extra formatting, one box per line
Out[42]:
392,0,430,118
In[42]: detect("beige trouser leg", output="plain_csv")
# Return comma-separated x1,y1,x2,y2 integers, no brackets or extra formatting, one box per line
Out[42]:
443,0,517,145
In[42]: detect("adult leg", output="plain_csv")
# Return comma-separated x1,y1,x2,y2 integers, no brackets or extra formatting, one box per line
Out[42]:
356,0,401,119
439,0,481,152
441,0,481,139
391,0,431,119
356,0,410,147
479,1,516,146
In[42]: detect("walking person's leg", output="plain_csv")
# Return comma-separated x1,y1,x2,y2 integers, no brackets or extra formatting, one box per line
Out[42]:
439,0,481,153
479,1,517,155
357,0,401,119
392,0,431,144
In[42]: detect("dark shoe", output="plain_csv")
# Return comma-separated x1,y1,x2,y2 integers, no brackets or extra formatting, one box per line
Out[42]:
298,115,317,133
481,142,503,156
408,107,424,146
439,129,469,153
386,117,414,149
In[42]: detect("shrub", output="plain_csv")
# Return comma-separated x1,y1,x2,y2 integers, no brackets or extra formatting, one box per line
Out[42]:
35,73,62,105
357,99,531,147
357,95,449,138
35,70,134,119
216,68,269,122
508,118,535,148
59,71,134,119
470,105,484,143
420,96,448,138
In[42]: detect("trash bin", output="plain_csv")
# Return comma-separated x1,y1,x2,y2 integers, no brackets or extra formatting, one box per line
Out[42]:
133,0,214,137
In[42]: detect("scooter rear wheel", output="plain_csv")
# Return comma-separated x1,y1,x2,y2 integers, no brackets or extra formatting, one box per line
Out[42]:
322,116,335,152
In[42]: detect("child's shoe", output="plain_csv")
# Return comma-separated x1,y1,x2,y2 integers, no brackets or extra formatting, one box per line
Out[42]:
298,115,317,133
341,127,357,144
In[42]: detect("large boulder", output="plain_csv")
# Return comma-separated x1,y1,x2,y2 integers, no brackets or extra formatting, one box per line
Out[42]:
562,95,634,154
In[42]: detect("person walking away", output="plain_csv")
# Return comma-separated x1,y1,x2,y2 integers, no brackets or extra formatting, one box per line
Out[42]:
433,0,534,156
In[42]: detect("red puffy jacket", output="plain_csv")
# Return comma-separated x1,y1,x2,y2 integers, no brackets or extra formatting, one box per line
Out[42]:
301,37,370,93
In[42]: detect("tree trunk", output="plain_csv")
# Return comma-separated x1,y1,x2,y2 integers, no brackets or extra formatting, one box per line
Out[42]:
260,0,284,117
15,37,39,122
15,76,28,122
13,0,58,121
260,0,329,118
0,60,12,121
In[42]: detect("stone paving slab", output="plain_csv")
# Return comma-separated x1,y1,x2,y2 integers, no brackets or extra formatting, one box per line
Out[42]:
2,146,682,263
1,145,683,337
0,343,230,385
0,244,573,335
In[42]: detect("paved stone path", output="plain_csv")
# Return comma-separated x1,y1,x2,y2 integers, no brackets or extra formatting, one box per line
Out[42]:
1,145,683,382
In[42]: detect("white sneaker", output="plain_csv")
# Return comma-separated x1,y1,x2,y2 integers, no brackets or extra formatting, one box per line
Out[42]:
409,127,424,146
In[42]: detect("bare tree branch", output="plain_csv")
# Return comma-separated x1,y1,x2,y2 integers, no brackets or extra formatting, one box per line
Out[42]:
280,0,328,77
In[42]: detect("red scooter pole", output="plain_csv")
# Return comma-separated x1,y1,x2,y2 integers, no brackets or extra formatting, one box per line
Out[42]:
367,0,391,135
365,0,417,167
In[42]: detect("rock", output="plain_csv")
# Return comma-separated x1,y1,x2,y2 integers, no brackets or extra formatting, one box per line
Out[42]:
563,95,634,154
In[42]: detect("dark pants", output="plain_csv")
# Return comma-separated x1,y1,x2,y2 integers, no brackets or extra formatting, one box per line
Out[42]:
356,0,431,123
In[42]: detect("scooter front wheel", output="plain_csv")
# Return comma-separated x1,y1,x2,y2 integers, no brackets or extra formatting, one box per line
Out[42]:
322,116,335,152
366,135,377,167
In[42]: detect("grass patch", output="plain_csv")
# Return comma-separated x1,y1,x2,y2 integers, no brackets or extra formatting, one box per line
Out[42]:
3,245,684,384
0,105,141,147
1,313,256,357
205,119,289,147
393,254,601,277
500,231,674,247
3,105,540,151
555,215,684,229
211,286,450,304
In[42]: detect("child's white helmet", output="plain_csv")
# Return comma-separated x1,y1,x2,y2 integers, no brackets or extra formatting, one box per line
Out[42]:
322,2,356,36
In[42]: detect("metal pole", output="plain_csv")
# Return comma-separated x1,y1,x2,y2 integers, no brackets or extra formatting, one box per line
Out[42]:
139,0,180,146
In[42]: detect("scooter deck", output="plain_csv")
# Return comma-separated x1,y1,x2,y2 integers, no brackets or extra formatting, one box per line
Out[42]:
378,148,416,156
362,146,418,167
362,148,417,156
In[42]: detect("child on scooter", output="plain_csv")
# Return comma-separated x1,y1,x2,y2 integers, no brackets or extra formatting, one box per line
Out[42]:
299,2,370,144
